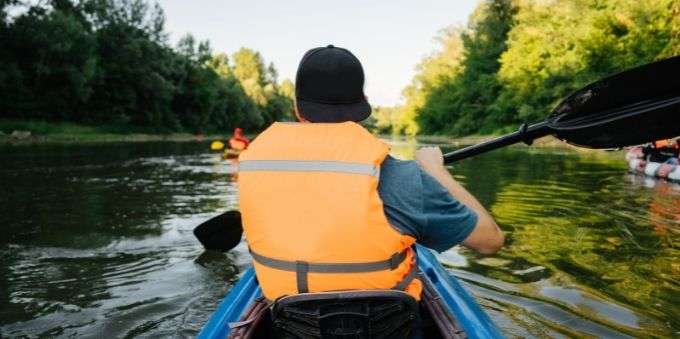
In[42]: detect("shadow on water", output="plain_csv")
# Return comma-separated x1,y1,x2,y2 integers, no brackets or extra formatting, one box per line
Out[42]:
1,139,678,338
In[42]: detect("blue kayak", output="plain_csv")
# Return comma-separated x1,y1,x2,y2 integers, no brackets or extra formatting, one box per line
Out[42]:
198,244,503,338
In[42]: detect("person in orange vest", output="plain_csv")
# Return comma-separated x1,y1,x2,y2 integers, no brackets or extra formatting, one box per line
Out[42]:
667,138,680,165
228,127,249,151
643,138,680,164
237,45,503,336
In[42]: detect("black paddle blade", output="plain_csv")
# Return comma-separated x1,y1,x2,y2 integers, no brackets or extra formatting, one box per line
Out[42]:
548,56,680,148
193,210,243,252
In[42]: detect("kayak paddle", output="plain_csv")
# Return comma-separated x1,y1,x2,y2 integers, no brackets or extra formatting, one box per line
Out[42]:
444,55,680,163
193,210,242,251
195,56,680,252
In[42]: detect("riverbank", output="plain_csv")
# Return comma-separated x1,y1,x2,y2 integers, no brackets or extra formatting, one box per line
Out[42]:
0,119,616,152
0,119,223,144
392,133,587,150
0,119,511,146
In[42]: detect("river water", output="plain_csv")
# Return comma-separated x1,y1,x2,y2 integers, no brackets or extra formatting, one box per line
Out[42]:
0,139,677,338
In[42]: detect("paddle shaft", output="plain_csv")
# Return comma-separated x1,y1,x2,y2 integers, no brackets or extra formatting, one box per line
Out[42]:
443,121,551,163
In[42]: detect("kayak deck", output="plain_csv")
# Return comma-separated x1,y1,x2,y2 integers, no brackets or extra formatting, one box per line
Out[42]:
198,244,502,338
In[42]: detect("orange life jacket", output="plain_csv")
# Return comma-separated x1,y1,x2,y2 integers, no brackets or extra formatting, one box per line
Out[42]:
238,122,421,301
653,140,670,148
229,137,248,151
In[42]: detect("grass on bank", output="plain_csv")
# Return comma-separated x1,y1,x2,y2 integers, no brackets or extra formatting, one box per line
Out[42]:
0,118,599,151
0,119,223,143
2,119,511,145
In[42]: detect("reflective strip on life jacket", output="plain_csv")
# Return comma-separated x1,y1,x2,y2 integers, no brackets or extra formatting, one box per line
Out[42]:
239,160,379,177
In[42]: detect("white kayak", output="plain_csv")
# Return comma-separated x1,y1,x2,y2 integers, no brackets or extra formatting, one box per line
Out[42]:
627,151,680,182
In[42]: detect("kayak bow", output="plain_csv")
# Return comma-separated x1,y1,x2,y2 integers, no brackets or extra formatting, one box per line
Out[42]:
198,244,503,338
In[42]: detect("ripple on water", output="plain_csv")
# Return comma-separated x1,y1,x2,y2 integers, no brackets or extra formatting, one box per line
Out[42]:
1,142,678,337
450,148,678,337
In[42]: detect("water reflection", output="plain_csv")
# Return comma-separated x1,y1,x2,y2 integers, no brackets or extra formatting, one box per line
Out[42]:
435,148,678,338
0,142,243,337
0,140,678,338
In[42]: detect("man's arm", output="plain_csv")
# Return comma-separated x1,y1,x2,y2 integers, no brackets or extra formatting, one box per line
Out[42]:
415,147,504,255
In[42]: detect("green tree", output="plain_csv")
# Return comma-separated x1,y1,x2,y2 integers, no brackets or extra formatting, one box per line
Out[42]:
231,48,267,102
207,53,230,78
0,0,290,133
368,106,401,134
216,76,260,130
279,79,295,100
398,0,678,136
399,26,466,135
84,0,177,127
416,0,515,136
229,47,293,125
0,2,96,120
497,0,679,125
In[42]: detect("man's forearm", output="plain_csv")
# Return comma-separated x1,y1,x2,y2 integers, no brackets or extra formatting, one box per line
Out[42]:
415,147,504,254
422,164,504,254
424,165,495,222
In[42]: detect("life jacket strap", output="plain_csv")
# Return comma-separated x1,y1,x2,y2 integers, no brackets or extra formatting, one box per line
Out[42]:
296,261,310,293
392,264,418,291
249,248,415,293
250,249,407,273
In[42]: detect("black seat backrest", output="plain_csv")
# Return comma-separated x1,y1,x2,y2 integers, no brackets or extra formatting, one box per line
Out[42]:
270,290,419,339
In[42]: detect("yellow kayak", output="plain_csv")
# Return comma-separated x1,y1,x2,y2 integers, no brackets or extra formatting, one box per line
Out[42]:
210,140,225,151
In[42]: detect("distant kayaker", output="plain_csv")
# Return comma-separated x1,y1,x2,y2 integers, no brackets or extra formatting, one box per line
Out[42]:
643,138,679,164
237,45,503,335
228,127,249,151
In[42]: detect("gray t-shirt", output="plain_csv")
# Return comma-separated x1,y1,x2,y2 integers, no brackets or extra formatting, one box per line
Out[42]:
378,156,477,252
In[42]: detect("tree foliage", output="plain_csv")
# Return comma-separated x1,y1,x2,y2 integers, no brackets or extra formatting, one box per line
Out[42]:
396,0,679,136
0,0,293,133
396,26,466,135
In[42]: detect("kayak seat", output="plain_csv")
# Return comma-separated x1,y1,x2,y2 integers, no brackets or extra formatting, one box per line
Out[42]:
271,290,419,339
226,276,466,339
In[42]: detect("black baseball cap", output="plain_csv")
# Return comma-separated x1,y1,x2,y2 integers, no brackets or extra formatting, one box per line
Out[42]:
295,45,371,122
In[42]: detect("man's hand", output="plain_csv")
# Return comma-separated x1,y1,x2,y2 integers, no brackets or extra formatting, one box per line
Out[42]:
415,146,446,175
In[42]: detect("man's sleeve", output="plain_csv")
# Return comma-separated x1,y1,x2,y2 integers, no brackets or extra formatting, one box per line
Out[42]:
378,157,478,253
417,169,478,252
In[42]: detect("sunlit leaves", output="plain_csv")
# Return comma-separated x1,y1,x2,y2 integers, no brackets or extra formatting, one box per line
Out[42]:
396,0,679,136
0,0,293,132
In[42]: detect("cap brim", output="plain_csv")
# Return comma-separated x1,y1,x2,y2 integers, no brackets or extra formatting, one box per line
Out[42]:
297,99,371,123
